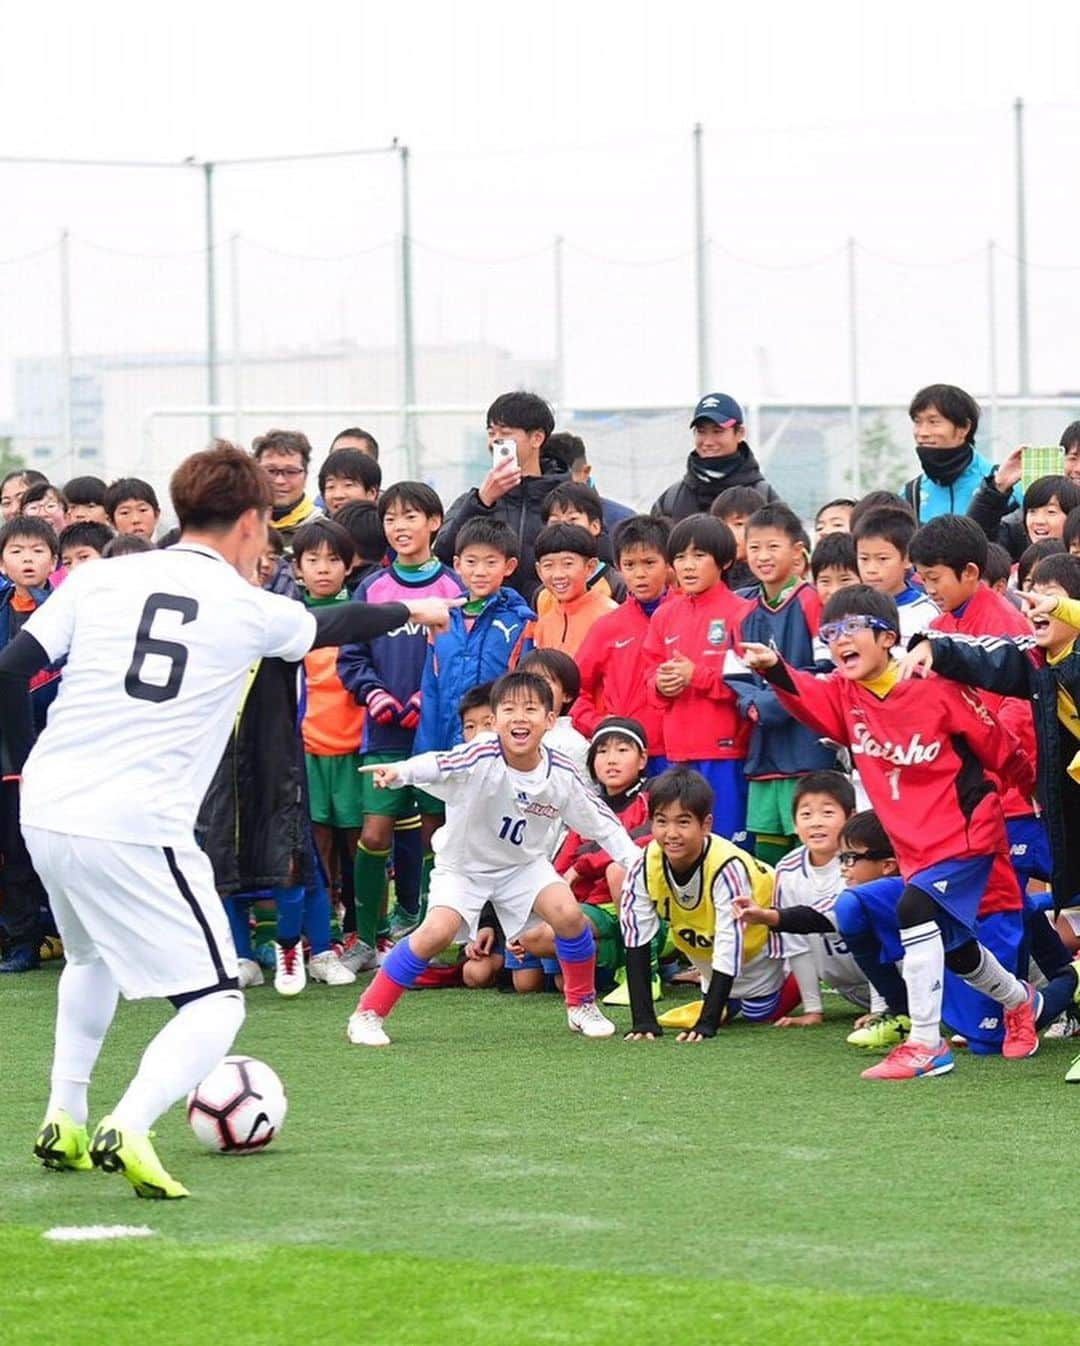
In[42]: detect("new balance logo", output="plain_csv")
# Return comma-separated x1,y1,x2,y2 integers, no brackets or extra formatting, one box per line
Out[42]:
932,880,948,894
978,1017,1000,1030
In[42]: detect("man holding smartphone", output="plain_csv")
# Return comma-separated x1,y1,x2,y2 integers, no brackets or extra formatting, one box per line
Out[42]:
436,392,570,602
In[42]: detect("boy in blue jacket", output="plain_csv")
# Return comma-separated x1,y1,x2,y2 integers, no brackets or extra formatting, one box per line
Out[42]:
414,518,534,757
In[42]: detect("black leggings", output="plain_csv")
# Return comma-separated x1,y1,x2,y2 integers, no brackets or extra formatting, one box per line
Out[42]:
895,882,980,976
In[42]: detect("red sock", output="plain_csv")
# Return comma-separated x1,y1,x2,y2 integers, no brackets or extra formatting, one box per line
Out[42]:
559,952,597,1007
359,969,408,1018
769,972,803,1022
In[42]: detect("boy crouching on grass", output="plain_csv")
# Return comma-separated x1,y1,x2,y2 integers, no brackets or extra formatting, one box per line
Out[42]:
347,672,643,1047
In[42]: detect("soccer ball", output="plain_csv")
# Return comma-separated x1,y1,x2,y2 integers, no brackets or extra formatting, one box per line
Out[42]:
186,1055,287,1155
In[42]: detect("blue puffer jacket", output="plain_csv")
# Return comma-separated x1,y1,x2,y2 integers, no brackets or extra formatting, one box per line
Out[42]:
413,587,536,754
0,581,61,734
903,450,1018,523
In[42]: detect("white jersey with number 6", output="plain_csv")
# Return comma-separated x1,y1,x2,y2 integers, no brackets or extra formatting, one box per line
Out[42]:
19,544,316,847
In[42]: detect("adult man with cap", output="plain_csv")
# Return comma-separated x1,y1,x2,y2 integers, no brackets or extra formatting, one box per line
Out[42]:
652,393,779,521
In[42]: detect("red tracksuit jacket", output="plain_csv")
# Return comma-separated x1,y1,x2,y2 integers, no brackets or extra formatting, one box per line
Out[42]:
554,789,652,905
641,583,753,762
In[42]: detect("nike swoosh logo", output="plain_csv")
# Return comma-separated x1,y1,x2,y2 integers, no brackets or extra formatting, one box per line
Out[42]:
614,638,634,648
664,635,679,644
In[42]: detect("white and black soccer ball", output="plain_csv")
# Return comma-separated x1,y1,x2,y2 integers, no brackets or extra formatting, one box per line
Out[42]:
186,1055,287,1155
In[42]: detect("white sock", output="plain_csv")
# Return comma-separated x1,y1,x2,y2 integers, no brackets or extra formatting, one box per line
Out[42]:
112,990,245,1134
900,922,945,1048
47,960,120,1126
961,947,1027,1009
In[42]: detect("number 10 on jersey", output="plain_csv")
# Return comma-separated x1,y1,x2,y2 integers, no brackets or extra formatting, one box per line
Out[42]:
498,815,526,846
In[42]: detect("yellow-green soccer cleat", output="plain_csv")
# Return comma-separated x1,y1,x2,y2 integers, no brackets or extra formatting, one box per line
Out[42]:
89,1115,190,1199
1066,1052,1080,1085
34,1110,93,1172
846,1013,912,1050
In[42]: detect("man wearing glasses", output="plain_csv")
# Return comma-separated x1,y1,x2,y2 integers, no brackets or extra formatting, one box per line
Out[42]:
252,430,323,552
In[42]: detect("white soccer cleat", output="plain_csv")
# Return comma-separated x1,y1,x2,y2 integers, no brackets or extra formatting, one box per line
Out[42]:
339,939,379,974
273,942,306,997
347,1009,391,1047
567,1000,616,1039
237,958,265,989
308,950,357,986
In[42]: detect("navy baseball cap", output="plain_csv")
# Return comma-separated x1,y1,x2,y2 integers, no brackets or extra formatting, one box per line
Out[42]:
690,393,743,428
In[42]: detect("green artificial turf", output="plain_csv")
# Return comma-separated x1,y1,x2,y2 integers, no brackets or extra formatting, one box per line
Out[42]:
3,964,1079,1343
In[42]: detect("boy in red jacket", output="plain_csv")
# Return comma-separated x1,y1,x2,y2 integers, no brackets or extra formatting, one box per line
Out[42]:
571,516,673,768
642,514,752,844
742,583,1042,1080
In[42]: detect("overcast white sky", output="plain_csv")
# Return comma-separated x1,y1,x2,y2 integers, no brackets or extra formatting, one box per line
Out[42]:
2,0,1080,415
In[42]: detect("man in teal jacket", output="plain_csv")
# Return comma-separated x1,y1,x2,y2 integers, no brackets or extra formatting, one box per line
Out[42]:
903,383,1018,523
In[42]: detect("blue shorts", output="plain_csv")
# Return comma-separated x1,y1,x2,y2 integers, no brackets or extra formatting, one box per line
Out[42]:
1007,815,1054,908
502,945,559,975
675,758,749,847
907,855,994,951
646,755,672,780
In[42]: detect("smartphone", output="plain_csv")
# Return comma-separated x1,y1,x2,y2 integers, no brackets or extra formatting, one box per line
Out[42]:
1020,445,1061,494
491,437,518,468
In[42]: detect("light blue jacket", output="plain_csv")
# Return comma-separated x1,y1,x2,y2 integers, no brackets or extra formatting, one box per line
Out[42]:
904,450,1018,523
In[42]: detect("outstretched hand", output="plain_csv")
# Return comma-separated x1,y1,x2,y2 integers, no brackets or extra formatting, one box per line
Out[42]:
740,641,779,671
404,596,467,635
1017,590,1062,621
897,640,934,681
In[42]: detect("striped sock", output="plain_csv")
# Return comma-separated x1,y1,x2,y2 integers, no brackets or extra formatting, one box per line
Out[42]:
900,921,945,1048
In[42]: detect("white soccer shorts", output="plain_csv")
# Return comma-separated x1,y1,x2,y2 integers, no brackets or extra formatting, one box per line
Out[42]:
427,856,565,943
24,827,238,1001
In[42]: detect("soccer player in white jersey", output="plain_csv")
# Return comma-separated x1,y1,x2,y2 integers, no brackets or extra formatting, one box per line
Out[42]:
0,444,461,1198
348,670,642,1046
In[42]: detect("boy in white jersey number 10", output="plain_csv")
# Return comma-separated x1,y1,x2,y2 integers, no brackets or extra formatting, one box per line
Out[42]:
348,671,643,1046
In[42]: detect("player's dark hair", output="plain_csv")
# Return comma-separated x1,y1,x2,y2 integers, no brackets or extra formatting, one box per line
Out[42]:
171,442,272,532
519,647,581,707
1063,507,1080,553
1060,422,1080,453
251,428,312,469
821,583,900,638
455,516,520,562
490,670,555,714
0,514,58,558
540,481,604,525
58,521,113,555
852,506,917,558
792,770,856,817
20,480,66,512
1030,551,1080,600
908,383,980,445
545,431,586,470
815,497,856,527
839,810,895,856
292,517,356,571
486,391,555,445
317,448,381,498
458,681,495,720
377,481,444,522
710,485,766,520
849,491,914,532
647,766,714,824
1022,474,1080,520
1018,539,1065,591
908,514,988,579
810,530,858,579
330,426,380,461
334,501,385,564
984,541,1014,588
62,474,107,508
102,533,154,558
744,502,803,545
666,513,736,572
533,522,598,562
585,716,649,782
105,476,160,521
612,514,670,562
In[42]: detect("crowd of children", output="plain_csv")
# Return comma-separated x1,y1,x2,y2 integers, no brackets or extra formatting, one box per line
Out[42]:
7,382,1080,1085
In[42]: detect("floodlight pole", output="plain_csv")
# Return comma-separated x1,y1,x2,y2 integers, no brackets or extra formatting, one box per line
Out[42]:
399,141,417,478
203,161,218,440
553,234,565,410
1014,97,1031,396
847,236,861,495
59,228,74,476
693,123,710,393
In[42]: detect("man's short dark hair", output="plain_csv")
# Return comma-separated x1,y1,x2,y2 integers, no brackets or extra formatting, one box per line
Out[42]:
519,648,581,705
666,513,736,572
0,514,59,558
849,491,914,533
454,517,520,562
1019,539,1066,591
377,481,444,522
334,501,385,564
1060,422,1080,453
909,514,988,579
745,502,803,545
490,670,555,714
545,431,586,471
533,522,597,562
62,475,108,508
58,521,112,556
105,477,160,521
1022,474,1080,519
840,810,894,856
647,766,714,824
318,448,382,497
711,485,766,520
252,428,313,468
331,427,379,461
852,506,917,559
541,482,604,526
821,583,901,637
485,392,555,445
792,770,856,817
458,681,495,720
171,443,270,532
908,384,980,445
1030,551,1080,600
810,531,858,579
102,534,154,559
292,517,356,571
815,497,856,525
612,514,670,562
984,541,1014,588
